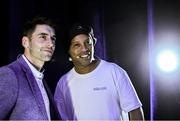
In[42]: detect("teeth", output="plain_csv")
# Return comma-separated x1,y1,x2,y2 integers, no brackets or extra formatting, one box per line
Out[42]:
80,55,88,58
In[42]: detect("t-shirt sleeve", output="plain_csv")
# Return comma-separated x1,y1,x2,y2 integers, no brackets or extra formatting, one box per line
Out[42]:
54,77,69,120
112,64,142,112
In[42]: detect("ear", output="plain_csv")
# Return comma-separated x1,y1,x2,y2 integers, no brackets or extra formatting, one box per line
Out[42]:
22,36,30,48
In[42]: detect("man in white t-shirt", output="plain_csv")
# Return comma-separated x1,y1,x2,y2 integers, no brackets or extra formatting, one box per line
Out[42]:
54,23,145,121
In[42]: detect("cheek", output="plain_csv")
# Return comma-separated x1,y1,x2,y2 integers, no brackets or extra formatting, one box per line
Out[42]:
69,49,78,57
69,51,75,57
31,41,40,48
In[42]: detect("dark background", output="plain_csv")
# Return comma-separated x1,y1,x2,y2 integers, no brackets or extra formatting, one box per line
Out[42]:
1,0,180,120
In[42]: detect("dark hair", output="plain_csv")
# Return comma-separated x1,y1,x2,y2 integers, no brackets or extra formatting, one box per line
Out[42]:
22,16,57,38
67,23,97,49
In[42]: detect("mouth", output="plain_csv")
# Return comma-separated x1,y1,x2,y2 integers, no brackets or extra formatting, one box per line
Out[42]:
43,49,54,55
79,52,91,59
80,54,89,58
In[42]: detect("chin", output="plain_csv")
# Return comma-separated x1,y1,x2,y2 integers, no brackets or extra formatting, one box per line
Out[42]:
81,61,91,67
43,56,52,61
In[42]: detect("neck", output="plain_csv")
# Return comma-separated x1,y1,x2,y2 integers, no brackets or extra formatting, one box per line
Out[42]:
24,54,44,71
74,58,100,74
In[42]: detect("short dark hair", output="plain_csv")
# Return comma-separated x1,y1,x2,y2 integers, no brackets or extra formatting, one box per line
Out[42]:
69,23,96,42
67,23,97,49
22,16,57,38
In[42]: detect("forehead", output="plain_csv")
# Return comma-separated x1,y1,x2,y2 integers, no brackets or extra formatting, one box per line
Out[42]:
33,24,55,35
71,34,89,43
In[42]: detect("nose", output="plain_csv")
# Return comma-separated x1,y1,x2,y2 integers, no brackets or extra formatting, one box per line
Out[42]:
81,44,88,52
47,39,55,48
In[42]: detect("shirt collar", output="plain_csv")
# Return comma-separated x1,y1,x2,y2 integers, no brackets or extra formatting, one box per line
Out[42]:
22,55,44,80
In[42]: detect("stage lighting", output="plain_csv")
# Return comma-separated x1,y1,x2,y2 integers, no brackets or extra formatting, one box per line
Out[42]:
156,50,179,72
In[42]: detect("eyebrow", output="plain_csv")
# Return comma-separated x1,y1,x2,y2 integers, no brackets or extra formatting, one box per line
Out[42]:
37,32,56,38
37,33,48,36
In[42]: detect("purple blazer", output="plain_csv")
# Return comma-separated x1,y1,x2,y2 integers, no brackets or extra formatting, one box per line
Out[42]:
0,56,61,120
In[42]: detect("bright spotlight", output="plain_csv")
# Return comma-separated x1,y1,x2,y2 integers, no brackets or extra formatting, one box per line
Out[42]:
156,50,179,72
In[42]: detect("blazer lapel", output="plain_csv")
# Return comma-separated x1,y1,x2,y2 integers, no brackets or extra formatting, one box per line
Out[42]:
17,56,48,119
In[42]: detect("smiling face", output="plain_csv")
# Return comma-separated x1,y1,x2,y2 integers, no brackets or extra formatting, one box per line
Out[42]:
22,24,56,69
69,34,95,68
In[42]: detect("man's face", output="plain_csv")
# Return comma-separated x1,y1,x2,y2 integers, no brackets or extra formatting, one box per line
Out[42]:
69,34,94,67
25,24,56,63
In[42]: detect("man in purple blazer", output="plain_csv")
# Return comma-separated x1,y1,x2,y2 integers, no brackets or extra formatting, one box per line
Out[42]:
0,17,61,120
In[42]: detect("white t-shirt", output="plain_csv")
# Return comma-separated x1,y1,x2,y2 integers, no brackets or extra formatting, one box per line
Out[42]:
54,59,142,120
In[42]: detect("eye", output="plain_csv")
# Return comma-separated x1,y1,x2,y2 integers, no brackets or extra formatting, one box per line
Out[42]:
40,35,47,40
72,43,80,48
51,36,56,41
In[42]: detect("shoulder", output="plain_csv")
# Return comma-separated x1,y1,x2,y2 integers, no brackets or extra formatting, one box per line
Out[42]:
0,63,18,82
0,64,18,94
100,59,125,72
0,64,17,78
55,69,74,96
99,60,130,80
56,68,74,87
0,59,21,86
